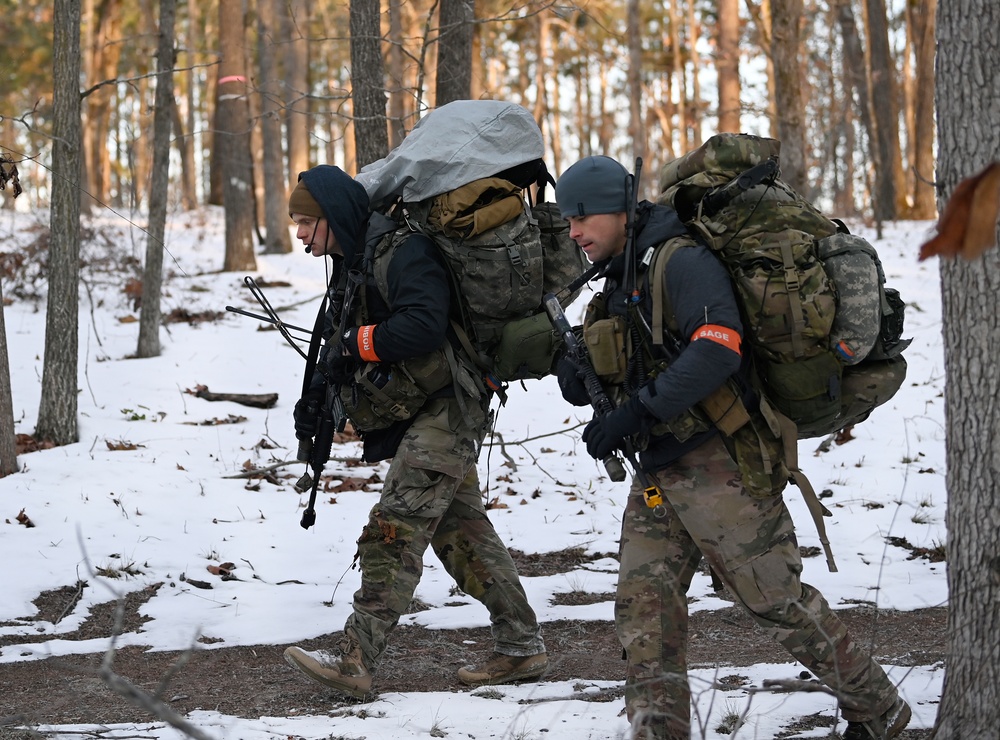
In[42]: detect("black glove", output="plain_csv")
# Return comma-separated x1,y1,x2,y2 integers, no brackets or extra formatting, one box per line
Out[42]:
581,397,651,460
556,357,590,407
342,325,376,362
320,343,358,385
293,389,325,441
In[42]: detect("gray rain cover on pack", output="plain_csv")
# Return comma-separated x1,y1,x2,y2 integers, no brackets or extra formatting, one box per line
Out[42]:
355,100,544,210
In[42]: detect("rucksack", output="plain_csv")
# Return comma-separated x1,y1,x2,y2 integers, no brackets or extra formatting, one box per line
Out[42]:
376,176,588,387
656,133,910,440
355,99,589,389
653,133,911,572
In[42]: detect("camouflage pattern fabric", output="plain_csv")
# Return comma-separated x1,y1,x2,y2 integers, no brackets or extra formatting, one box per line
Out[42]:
344,396,544,670
817,232,885,365
616,435,900,739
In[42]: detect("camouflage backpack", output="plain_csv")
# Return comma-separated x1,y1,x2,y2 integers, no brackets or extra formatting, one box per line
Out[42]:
653,134,911,572
381,176,589,387
657,133,910,440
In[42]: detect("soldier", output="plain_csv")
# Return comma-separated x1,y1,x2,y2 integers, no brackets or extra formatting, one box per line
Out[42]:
284,165,546,697
553,155,910,740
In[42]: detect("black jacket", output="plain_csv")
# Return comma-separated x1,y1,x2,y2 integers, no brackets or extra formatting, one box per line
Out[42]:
299,167,452,461
602,202,750,469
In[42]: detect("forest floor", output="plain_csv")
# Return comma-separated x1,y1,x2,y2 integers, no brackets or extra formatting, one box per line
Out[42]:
0,548,943,739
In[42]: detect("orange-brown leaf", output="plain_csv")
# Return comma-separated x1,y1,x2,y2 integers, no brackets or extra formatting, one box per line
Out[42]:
919,161,1000,261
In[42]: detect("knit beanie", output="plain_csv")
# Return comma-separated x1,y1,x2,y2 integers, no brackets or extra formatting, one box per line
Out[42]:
555,156,630,219
287,179,324,219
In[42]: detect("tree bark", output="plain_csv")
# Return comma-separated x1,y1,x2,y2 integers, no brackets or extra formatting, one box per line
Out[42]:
37,0,82,446
257,0,293,254
435,0,473,105
770,0,807,192
387,0,407,147
908,0,937,218
81,0,122,210
137,0,177,359
717,0,741,133
350,0,389,169
284,0,311,185
0,276,16,476
835,0,874,214
933,0,1000,735
217,0,257,272
862,0,901,222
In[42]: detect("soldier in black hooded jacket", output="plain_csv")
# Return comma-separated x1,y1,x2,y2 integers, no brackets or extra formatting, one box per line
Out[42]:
282,165,547,698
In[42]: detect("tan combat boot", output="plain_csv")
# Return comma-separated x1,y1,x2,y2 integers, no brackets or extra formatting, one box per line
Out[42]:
457,651,549,687
283,631,372,698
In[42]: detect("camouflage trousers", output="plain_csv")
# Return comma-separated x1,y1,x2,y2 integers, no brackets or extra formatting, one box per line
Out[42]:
344,396,544,672
617,434,899,740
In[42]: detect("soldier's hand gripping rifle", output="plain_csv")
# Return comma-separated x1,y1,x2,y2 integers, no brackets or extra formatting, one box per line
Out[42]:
295,266,366,529
543,293,627,483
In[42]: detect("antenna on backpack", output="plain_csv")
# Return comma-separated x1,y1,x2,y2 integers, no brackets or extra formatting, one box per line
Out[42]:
623,157,644,305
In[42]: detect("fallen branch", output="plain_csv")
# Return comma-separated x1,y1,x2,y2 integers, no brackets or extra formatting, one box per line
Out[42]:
185,385,278,409
222,458,359,479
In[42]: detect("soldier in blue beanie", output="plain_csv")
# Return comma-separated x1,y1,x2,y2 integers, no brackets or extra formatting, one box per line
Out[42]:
553,155,910,740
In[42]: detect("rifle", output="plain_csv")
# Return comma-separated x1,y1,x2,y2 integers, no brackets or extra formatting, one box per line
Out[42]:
545,294,670,518
294,267,365,529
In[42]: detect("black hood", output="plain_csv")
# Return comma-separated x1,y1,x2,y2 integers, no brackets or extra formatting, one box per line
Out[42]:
297,165,370,265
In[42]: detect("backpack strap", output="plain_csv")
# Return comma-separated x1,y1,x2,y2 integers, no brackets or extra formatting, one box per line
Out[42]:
767,403,838,573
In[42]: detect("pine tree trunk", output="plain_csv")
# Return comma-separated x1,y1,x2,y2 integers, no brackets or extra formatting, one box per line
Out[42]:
716,0,741,134
36,0,82,446
350,0,389,169
933,0,1000,735
435,0,473,105
218,0,257,272
770,0,807,192
136,0,176,359
862,0,901,222
284,0,311,185
258,0,293,254
0,278,17,476
909,0,937,218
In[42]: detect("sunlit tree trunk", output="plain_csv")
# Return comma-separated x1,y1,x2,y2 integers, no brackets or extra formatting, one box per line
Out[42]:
770,0,806,191
218,0,257,272
350,0,389,168
688,0,703,149
933,0,1000,734
284,0,311,183
436,0,473,105
387,0,407,147
258,0,293,254
175,0,199,210
669,0,687,151
37,0,82,446
533,10,551,148
137,0,176,359
82,0,122,209
908,0,937,218
717,0,741,133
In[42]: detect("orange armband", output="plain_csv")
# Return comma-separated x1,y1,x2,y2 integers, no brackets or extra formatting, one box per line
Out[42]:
690,324,741,355
355,324,381,362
